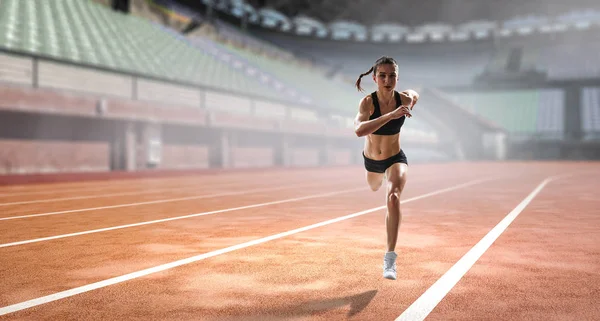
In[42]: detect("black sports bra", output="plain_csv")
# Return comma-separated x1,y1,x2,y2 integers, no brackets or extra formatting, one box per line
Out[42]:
369,91,405,135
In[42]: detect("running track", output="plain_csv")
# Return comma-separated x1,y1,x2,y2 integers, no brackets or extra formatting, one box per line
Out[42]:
0,162,598,320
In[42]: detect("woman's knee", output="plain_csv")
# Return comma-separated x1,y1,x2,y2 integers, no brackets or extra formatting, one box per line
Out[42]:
387,185,401,204
386,169,407,203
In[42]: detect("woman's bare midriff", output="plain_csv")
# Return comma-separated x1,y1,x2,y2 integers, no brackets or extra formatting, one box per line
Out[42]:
363,133,401,160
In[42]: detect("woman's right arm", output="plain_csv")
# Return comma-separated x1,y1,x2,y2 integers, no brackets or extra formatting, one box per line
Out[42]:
354,96,411,137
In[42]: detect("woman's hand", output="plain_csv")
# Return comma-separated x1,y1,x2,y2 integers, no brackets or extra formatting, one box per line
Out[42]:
390,106,412,119
400,90,419,110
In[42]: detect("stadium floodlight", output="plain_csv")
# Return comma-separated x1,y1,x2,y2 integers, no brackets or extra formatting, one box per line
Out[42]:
448,31,469,42
557,9,600,30
414,23,452,42
229,1,258,22
292,15,327,36
329,20,367,41
370,23,409,43
257,7,292,31
405,33,426,43
502,14,548,36
456,20,497,40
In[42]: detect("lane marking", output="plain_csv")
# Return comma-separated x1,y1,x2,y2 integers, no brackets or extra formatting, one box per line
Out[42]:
0,181,185,198
0,186,221,207
395,176,556,321
0,178,489,316
0,176,325,206
0,169,363,197
0,181,350,221
0,187,367,248
0,174,266,197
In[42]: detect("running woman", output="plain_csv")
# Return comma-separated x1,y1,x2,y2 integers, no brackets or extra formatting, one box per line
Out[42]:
354,56,419,280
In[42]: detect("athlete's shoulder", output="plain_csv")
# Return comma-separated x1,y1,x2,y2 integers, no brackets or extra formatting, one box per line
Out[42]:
360,92,375,104
359,94,374,110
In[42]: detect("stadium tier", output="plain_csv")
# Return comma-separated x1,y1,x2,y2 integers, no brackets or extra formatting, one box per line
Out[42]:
447,89,565,139
189,35,363,110
537,42,600,80
253,27,600,86
0,0,440,153
250,32,494,87
185,30,437,135
0,0,288,102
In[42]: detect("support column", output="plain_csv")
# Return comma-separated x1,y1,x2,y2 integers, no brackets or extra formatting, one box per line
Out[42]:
221,130,231,169
564,85,582,141
320,137,330,166
142,122,162,169
124,121,137,171
278,133,292,167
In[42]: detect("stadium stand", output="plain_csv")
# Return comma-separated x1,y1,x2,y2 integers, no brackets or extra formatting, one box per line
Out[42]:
446,89,565,140
0,0,437,131
249,32,495,87
0,0,443,176
538,42,600,80
3,0,598,177
582,87,600,140
0,0,288,102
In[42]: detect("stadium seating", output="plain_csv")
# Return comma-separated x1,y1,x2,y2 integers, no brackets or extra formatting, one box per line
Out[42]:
582,87,600,139
188,32,437,139
0,0,437,139
250,31,495,87
212,20,294,61
447,89,565,139
254,27,600,86
0,0,287,102
198,35,364,112
536,89,565,139
537,43,600,80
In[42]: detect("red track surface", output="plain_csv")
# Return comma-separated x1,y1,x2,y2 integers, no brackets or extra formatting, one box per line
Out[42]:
0,162,598,320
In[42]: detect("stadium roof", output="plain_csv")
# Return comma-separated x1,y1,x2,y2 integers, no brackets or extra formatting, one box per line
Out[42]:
171,0,600,42
245,0,600,27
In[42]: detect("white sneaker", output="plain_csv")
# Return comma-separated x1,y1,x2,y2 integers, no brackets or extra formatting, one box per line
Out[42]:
383,251,397,280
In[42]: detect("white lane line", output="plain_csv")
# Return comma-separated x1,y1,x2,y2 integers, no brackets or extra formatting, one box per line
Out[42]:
395,176,556,321
0,175,230,197
0,181,344,221
0,176,317,206
0,170,358,197
0,183,167,198
0,187,367,248
0,179,489,315
0,177,274,198
0,177,490,316
0,187,196,207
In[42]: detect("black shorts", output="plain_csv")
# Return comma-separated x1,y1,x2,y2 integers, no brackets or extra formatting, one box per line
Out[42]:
363,150,408,173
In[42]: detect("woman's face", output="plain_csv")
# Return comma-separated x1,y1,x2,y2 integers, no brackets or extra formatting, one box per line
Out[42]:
372,63,398,92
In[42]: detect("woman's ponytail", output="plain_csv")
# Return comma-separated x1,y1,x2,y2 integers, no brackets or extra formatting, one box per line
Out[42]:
355,67,374,92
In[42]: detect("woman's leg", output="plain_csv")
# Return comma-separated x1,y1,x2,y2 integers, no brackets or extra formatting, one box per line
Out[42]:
385,163,408,252
366,171,385,191
382,162,408,280
363,152,385,191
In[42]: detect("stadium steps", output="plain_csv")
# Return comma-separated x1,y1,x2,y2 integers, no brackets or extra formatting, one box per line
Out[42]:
205,37,364,113
0,0,287,102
